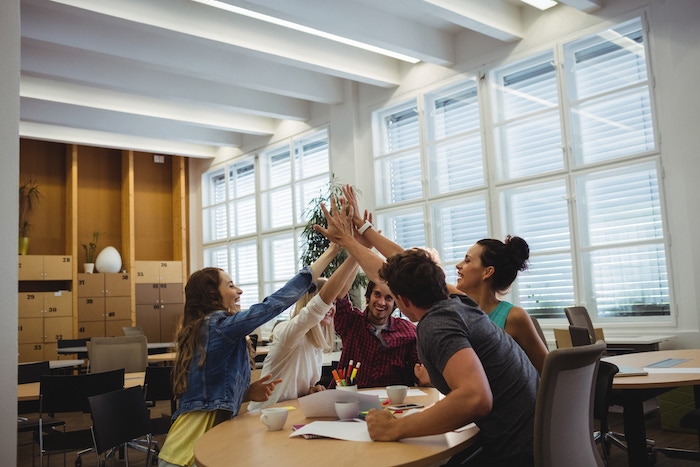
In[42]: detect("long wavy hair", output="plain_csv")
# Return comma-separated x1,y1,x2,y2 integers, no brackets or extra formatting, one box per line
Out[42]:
172,267,230,398
273,278,335,352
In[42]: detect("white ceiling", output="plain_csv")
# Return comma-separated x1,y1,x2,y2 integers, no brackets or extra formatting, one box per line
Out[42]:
19,0,602,158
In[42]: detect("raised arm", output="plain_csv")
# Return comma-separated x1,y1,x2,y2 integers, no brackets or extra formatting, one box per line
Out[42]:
307,242,341,283
342,184,404,259
314,198,386,285
318,255,359,305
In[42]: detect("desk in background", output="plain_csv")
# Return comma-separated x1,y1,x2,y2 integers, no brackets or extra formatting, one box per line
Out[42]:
604,349,700,466
57,341,175,356
18,371,145,402
195,387,479,467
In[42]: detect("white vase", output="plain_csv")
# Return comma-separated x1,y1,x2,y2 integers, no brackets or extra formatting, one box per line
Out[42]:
84,263,95,274
95,246,122,273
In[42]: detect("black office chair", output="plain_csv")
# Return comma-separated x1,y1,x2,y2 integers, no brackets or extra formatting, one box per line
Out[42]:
35,368,125,467
143,365,176,436
57,338,90,360
592,361,620,465
569,325,593,347
88,386,155,466
18,362,65,467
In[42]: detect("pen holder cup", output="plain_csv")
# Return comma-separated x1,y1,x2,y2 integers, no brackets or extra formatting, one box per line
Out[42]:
335,401,360,420
336,385,357,392
260,407,288,431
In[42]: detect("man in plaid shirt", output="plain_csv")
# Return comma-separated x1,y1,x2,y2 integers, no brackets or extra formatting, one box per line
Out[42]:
332,280,420,388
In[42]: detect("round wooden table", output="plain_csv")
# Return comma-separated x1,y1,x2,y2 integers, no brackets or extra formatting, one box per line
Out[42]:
194,387,480,467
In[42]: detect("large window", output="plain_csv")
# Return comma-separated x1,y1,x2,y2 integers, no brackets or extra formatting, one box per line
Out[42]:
202,128,330,332
372,17,670,323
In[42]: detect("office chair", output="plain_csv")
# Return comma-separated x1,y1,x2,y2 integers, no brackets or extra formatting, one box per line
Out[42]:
88,386,155,466
35,368,125,467
88,335,148,374
569,325,593,347
534,340,606,467
592,361,620,465
530,316,548,348
122,326,146,337
143,365,176,436
18,361,65,467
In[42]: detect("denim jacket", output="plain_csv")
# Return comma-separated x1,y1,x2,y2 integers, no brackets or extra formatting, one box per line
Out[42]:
173,266,314,420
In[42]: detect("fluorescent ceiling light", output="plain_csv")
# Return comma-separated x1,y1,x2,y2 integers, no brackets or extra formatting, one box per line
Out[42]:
191,0,420,63
520,0,558,10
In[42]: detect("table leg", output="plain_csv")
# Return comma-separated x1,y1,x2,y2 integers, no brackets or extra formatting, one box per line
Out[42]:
621,391,653,466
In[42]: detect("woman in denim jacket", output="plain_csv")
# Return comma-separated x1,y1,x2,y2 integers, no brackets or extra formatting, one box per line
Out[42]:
158,244,340,467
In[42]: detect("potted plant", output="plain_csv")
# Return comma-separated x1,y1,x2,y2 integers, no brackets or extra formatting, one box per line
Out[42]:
300,178,368,302
81,231,100,273
19,180,41,255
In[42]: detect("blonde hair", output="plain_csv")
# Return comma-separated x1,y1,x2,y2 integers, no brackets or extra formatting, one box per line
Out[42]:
274,277,335,352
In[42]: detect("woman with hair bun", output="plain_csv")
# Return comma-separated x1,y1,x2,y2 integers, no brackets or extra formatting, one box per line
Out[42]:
455,235,548,374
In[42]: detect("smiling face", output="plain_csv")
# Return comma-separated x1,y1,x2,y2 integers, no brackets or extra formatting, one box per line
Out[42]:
455,243,492,296
217,270,243,312
320,302,336,326
366,282,395,325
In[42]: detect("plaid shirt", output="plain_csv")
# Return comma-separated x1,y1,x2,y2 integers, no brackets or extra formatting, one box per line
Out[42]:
332,294,419,388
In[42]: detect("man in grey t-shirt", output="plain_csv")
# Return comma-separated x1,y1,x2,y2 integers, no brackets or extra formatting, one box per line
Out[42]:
315,201,538,466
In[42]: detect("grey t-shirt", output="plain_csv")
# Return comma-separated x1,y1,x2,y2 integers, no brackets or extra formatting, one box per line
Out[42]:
416,294,538,462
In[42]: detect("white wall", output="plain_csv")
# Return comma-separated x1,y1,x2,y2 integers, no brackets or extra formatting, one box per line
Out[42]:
1,0,20,460
189,0,700,348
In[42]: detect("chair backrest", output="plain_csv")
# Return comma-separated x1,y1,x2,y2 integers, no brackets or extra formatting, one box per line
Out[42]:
57,337,90,358
593,361,619,427
18,360,51,384
88,386,153,458
39,368,125,414
144,365,176,413
569,325,593,347
564,306,595,341
122,326,145,337
530,316,548,348
534,340,606,467
88,335,148,373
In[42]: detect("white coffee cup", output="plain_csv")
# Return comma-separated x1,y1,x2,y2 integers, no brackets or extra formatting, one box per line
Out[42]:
260,407,288,431
386,385,408,405
335,401,360,420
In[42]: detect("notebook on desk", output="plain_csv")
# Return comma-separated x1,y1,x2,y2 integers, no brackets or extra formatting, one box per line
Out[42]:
616,365,648,377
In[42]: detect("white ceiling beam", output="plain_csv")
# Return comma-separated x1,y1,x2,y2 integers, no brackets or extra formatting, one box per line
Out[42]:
20,122,220,158
558,0,603,13
21,98,242,147
21,41,312,121
22,2,344,104
20,76,276,135
217,0,455,66
45,0,402,87
420,0,524,42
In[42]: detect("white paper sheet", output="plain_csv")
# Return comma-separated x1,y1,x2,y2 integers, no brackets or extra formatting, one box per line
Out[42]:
643,367,700,374
297,389,382,417
360,388,427,399
290,420,372,441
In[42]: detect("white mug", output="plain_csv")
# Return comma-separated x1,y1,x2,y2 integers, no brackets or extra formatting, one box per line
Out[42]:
335,401,360,420
260,407,288,431
336,384,357,392
386,385,408,405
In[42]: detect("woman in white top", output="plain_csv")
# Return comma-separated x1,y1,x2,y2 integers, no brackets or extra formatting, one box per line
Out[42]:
249,246,358,410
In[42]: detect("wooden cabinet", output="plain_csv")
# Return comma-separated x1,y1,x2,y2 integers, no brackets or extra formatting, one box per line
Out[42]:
18,138,189,362
134,261,183,343
18,255,73,362
77,273,132,338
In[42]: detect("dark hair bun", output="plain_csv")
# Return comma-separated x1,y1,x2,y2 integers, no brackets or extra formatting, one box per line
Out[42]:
505,235,529,272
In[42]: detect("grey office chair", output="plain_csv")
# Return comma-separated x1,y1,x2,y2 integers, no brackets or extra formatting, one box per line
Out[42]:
534,340,606,467
88,335,148,374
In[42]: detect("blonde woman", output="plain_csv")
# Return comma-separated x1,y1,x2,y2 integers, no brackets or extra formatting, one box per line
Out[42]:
249,247,358,410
